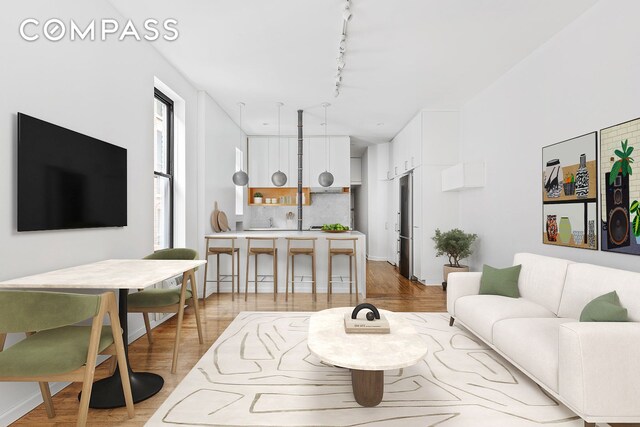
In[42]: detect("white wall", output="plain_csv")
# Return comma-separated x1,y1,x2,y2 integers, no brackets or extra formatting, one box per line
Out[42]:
0,1,205,423
365,144,390,260
458,0,640,272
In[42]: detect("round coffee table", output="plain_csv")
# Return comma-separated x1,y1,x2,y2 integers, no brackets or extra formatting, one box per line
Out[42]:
308,307,428,407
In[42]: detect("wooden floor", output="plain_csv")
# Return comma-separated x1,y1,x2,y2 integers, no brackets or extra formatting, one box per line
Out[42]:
13,261,445,426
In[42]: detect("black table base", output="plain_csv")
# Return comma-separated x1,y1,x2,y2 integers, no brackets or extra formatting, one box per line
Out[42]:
80,288,165,408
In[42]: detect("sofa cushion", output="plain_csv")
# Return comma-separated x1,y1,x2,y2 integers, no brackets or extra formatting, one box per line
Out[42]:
513,253,573,315
580,291,628,322
493,318,573,392
454,295,557,343
558,263,640,321
479,264,522,298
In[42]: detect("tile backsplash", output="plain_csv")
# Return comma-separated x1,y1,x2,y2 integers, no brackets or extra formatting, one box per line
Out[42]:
245,192,350,229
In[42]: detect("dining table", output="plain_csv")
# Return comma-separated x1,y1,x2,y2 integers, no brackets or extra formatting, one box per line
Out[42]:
0,258,206,409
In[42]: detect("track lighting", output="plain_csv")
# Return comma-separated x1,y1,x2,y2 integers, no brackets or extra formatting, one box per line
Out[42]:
343,1,352,21
331,1,352,97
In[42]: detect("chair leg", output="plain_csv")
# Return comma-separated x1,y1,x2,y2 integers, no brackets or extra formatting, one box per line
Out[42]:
203,253,209,300
231,252,235,301
273,251,277,302
171,280,189,374
245,250,251,301
312,251,317,302
216,254,221,294
449,317,455,327
189,270,204,345
142,313,153,345
327,254,332,303
38,382,55,418
254,254,258,295
236,251,241,296
109,306,134,419
107,355,117,376
354,252,359,302
286,252,290,302
349,256,353,294
291,255,295,294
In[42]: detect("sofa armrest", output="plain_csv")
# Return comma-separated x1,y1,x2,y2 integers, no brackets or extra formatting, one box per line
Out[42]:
446,272,482,317
559,322,640,419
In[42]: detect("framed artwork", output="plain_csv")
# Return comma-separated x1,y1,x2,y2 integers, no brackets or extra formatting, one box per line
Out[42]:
542,132,598,250
600,117,640,255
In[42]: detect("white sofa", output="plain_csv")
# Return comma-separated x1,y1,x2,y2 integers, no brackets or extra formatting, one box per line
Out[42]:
447,253,640,426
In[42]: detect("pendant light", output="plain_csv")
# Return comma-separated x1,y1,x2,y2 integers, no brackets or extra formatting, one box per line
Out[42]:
318,102,334,187
231,102,249,186
271,102,287,187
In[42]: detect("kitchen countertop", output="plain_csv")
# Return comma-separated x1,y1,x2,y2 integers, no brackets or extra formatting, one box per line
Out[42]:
206,230,364,238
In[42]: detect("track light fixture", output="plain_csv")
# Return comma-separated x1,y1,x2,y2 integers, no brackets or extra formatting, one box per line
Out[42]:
331,0,352,98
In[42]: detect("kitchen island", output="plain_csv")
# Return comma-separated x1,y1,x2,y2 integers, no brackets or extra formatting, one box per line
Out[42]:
203,230,366,299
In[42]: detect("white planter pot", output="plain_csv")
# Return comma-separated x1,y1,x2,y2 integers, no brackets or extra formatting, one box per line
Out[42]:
254,197,263,204
443,264,469,283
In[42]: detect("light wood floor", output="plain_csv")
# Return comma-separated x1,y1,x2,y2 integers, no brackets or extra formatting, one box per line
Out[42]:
13,261,445,426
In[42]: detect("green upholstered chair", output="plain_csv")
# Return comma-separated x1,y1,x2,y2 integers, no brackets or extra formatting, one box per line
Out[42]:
0,291,134,426
127,248,203,373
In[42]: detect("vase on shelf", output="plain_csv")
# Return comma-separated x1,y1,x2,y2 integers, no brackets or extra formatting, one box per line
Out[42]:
559,217,572,244
572,230,584,246
588,220,596,248
546,215,558,242
575,153,590,199
544,159,562,198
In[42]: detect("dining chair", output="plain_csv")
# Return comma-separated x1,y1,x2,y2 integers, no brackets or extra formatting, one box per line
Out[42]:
326,237,360,302
0,291,134,427
127,248,203,373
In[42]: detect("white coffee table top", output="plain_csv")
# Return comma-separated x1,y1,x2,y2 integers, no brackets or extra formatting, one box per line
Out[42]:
0,259,206,290
308,307,428,371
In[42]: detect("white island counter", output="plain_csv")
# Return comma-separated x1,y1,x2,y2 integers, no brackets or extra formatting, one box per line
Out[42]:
203,230,366,298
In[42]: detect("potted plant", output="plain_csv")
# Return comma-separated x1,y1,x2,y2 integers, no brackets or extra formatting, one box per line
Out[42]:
631,200,640,244
432,228,478,291
608,139,634,185
253,192,263,204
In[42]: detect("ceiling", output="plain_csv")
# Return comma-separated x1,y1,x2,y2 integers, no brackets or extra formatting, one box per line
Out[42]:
109,0,597,146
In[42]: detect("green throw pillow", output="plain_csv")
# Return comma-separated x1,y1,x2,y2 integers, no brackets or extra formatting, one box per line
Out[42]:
580,291,628,322
479,264,522,298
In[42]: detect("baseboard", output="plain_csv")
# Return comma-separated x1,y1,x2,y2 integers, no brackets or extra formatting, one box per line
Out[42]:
366,256,387,261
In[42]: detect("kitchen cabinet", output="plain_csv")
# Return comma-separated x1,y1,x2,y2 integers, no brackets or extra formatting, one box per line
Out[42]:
269,136,289,185
308,136,350,188
350,157,362,184
287,137,310,187
248,137,270,187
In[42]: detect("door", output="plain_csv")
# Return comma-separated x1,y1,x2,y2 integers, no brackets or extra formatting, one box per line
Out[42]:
399,173,412,279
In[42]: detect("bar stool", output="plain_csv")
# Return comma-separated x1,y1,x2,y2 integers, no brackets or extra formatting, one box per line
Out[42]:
285,237,317,302
327,237,359,302
245,237,278,301
203,236,240,300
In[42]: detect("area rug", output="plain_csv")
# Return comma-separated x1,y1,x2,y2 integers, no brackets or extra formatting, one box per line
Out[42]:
146,312,581,426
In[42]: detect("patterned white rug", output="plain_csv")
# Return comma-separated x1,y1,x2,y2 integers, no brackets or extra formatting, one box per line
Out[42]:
146,312,581,426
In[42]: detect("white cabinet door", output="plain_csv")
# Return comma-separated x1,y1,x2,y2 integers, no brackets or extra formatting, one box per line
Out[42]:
266,137,285,187
350,157,362,184
248,137,270,187
412,166,422,280
288,137,310,187
387,178,399,264
329,136,350,187
376,142,391,180
408,113,422,169
391,136,400,178
308,137,326,187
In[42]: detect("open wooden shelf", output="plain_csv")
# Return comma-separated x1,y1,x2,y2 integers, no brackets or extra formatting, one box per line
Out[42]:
248,187,311,206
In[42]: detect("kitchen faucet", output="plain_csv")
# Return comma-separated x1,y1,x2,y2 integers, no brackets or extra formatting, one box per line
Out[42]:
268,217,273,228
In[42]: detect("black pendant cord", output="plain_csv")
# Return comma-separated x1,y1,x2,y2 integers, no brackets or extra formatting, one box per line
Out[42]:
297,109,303,231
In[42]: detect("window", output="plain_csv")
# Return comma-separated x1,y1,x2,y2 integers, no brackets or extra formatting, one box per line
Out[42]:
235,147,244,216
154,89,174,250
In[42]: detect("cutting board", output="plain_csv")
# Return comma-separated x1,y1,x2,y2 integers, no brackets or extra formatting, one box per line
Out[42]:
218,210,230,231
211,201,221,232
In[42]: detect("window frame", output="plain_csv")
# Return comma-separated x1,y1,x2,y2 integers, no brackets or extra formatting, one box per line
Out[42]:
154,88,174,249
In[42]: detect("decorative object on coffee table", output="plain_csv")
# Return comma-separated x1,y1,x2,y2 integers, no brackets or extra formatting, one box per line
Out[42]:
543,132,597,250
343,303,390,334
432,228,477,291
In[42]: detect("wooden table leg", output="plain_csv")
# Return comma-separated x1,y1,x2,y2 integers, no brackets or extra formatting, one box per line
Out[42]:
351,369,384,407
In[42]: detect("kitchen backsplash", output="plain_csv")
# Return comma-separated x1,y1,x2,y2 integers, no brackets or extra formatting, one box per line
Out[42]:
244,192,350,229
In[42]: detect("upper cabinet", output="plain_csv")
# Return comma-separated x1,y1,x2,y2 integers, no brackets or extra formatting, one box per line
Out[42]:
389,113,422,178
249,136,349,188
350,157,362,184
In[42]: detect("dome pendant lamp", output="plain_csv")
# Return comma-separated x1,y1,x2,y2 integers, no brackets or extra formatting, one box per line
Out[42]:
318,102,334,187
231,102,249,186
271,102,287,187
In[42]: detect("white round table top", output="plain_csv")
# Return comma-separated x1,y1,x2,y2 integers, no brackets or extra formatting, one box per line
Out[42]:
307,307,428,371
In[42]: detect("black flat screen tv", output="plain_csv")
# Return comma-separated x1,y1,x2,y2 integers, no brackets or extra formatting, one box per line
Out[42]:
17,113,127,231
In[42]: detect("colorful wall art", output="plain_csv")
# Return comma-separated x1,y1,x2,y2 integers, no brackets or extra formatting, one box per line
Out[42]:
600,117,640,255
542,132,598,250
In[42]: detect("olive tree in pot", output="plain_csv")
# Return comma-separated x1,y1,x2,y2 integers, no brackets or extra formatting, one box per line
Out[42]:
432,228,477,291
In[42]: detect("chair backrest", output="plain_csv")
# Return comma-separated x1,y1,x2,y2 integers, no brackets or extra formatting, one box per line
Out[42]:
144,248,198,260
0,291,101,333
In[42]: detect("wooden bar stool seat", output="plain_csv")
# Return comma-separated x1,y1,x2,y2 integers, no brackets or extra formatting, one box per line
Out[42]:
327,237,359,302
204,237,240,300
285,238,317,302
245,238,278,301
